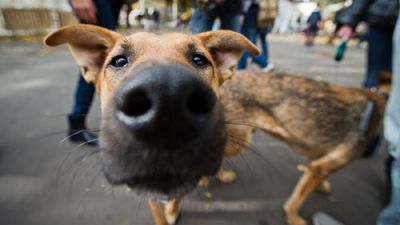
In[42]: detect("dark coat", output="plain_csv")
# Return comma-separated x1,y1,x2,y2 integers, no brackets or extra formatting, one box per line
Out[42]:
192,0,244,15
337,0,398,28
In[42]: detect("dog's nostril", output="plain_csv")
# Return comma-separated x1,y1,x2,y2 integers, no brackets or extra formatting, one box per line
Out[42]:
187,89,215,116
119,89,152,117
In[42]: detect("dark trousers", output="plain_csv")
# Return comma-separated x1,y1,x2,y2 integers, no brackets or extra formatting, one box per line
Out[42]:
70,0,123,119
364,25,394,88
238,5,269,69
191,8,241,34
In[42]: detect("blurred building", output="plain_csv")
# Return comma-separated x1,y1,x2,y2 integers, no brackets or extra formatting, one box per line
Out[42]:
0,0,192,36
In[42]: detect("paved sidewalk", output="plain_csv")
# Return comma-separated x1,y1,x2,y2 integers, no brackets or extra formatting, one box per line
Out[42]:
0,29,387,225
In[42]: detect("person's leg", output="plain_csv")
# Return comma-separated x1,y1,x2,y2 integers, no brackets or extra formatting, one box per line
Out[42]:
111,0,124,29
68,75,97,144
252,28,269,68
68,0,123,145
237,26,257,69
364,25,393,87
191,9,215,34
70,75,95,118
377,157,400,225
379,12,400,224
236,7,257,70
219,12,241,32
93,0,123,29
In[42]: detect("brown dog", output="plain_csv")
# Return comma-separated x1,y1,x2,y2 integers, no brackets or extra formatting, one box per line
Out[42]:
220,71,387,225
44,24,259,225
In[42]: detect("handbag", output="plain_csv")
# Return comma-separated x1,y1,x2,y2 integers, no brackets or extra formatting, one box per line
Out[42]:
257,0,277,28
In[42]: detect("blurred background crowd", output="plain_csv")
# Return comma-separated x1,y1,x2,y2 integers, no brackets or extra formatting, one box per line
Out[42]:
0,0,370,44
0,0,399,224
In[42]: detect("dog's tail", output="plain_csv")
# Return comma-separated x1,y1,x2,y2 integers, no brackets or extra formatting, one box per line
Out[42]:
357,88,387,157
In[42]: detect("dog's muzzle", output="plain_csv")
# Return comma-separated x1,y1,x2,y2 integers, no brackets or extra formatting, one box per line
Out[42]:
100,63,227,198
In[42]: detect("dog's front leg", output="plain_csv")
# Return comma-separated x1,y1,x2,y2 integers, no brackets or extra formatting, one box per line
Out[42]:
164,199,181,225
148,200,168,225
216,168,237,184
148,199,181,225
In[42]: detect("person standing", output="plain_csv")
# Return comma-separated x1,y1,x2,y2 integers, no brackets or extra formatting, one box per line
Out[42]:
67,0,124,146
237,0,276,71
304,6,322,46
191,0,244,34
336,0,398,88
272,0,295,34
377,1,400,224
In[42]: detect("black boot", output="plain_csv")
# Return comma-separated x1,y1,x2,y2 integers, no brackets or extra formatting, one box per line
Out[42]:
67,115,98,146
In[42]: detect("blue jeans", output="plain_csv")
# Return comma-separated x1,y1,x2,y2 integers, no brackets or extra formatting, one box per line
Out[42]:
364,25,394,88
70,0,123,118
237,6,269,70
191,9,241,34
377,157,400,225
378,6,400,225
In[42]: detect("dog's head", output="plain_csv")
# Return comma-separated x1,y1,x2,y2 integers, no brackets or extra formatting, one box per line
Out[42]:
44,24,259,198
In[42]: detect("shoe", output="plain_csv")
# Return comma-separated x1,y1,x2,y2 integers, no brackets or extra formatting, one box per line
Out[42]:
313,212,344,225
67,129,98,146
67,115,98,146
261,63,275,72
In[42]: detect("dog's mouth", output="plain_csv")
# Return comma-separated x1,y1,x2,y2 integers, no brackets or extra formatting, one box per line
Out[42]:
103,166,201,199
125,173,201,199
100,63,227,199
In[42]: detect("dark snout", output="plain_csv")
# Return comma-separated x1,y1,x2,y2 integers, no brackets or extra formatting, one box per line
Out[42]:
101,63,226,198
115,64,216,147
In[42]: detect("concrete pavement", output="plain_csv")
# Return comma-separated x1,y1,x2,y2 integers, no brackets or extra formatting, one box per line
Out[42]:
0,29,388,225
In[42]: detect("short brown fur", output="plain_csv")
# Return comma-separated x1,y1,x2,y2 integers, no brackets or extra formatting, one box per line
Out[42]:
44,24,387,225
220,71,387,225
44,24,259,225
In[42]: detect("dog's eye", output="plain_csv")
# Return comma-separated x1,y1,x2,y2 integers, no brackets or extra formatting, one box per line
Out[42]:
192,54,209,68
110,55,128,68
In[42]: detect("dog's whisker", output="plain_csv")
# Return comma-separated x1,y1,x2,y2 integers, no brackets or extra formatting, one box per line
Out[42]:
59,130,101,143
111,185,116,200
224,120,263,130
222,157,250,194
224,141,254,182
237,149,255,175
136,197,144,216
227,134,282,176
86,161,104,190
60,130,83,143
194,186,206,200
59,148,100,180
223,156,239,173
56,141,100,180
67,151,100,199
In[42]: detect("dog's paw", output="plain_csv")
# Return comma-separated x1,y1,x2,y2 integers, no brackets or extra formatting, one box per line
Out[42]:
296,164,309,173
317,180,331,194
286,214,307,225
198,176,209,188
217,169,236,184
165,212,181,225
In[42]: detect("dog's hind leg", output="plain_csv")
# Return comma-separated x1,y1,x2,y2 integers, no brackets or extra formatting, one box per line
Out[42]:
284,165,323,225
297,164,331,194
317,180,331,194
284,144,357,225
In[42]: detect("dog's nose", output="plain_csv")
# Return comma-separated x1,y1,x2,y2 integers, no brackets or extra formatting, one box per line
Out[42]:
115,64,217,147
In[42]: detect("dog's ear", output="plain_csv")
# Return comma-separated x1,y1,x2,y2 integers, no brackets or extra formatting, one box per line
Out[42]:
44,24,121,83
196,30,260,84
